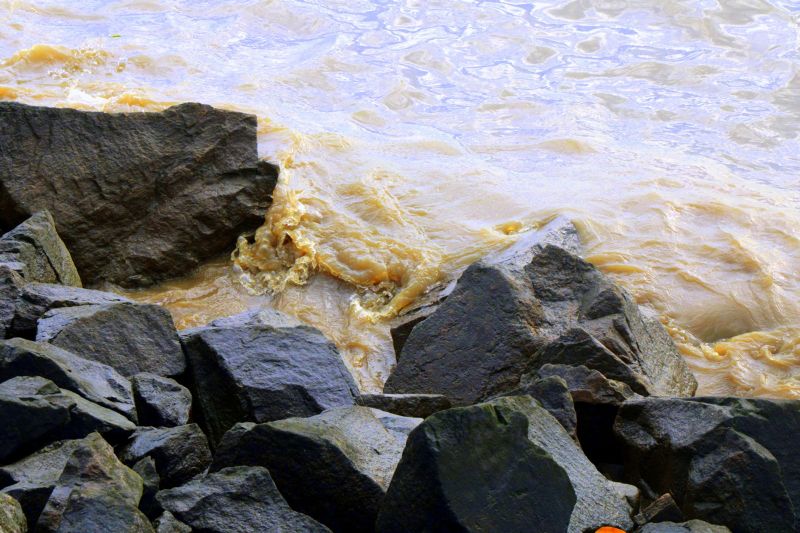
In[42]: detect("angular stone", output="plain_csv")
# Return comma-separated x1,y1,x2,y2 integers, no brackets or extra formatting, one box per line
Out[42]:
180,309,358,445
132,456,161,520
635,494,685,527
120,425,211,489
0,338,136,421
0,102,278,287
49,388,137,442
153,511,191,533
356,393,451,419
0,211,81,287
0,266,24,339
0,493,26,533
375,399,577,533
37,302,185,377
132,373,191,427
385,244,696,405
636,520,732,533
156,466,330,533
212,406,418,533
499,375,578,441
35,432,146,533
615,397,800,532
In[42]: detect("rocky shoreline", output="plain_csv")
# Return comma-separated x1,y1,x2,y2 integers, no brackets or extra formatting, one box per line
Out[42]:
1,102,796,533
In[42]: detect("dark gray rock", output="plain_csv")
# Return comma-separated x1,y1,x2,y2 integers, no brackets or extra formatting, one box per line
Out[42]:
356,393,451,419
498,375,578,441
37,302,185,377
9,281,130,339
132,373,191,427
180,309,358,445
132,456,161,520
637,520,732,533
385,243,696,405
153,511,190,533
375,398,577,533
0,438,86,526
35,432,149,533
0,210,81,287
0,338,136,421
635,494,685,527
0,101,278,287
0,493,26,533
0,266,24,339
212,406,418,533
120,425,211,489
48,387,137,443
156,466,330,533
615,396,800,533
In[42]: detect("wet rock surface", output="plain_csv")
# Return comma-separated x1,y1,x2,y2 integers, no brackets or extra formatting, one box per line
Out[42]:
180,309,359,445
0,102,278,287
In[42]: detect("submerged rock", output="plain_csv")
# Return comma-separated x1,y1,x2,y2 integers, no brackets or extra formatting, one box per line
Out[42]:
36,302,185,377
0,211,81,287
356,393,451,419
156,466,330,533
35,432,148,533
385,243,696,405
0,493,26,533
615,396,800,533
375,398,577,533
212,406,419,533
180,309,358,445
120,425,212,489
132,373,192,427
0,338,136,421
0,102,278,287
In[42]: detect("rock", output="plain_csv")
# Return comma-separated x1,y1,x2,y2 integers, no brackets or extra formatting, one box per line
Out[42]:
0,101,279,287
35,432,147,533
375,398,577,533
153,511,191,533
385,243,696,405
0,266,24,339
356,393,451,419
50,388,137,442
156,466,330,533
635,494,685,527
36,302,185,377
0,211,81,287
0,493,26,533
498,375,579,441
636,520,732,533
132,457,161,520
0,376,72,462
0,338,136,421
372,409,423,444
0,438,86,526
119,425,211,489
132,373,191,427
180,309,358,445
615,396,800,532
389,216,581,357
212,406,418,533
8,281,131,339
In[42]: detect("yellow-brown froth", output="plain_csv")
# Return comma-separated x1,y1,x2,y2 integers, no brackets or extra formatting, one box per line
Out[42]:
3,1,800,395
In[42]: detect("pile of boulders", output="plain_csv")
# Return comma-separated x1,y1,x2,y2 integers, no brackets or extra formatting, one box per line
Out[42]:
1,103,796,533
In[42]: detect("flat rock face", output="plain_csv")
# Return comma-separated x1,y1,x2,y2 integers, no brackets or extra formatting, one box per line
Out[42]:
385,244,696,405
36,302,185,378
0,102,278,287
180,310,359,445
132,373,192,427
156,466,330,533
0,338,136,421
356,393,451,419
0,211,81,288
212,406,418,533
615,397,800,533
120,425,212,489
375,399,577,533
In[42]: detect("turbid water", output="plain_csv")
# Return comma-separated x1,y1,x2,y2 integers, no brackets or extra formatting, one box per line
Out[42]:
2,0,799,396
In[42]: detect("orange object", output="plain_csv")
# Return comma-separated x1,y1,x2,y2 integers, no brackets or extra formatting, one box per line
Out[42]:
595,527,626,533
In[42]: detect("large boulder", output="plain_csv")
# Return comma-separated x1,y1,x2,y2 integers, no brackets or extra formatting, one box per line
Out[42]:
35,432,150,533
156,466,330,533
132,373,191,427
0,101,278,287
375,398,577,533
119,425,212,489
180,309,358,445
0,210,81,287
0,338,136,421
212,406,419,533
615,397,800,533
0,493,26,533
36,302,185,377
385,243,696,405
